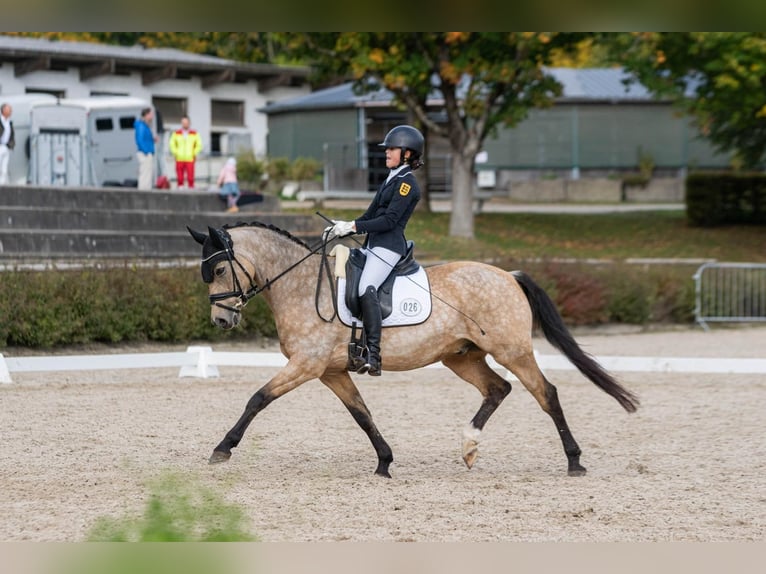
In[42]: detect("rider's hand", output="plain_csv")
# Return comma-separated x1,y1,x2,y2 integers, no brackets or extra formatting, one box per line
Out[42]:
329,220,356,239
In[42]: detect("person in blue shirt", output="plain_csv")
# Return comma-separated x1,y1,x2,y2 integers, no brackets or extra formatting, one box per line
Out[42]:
134,107,156,190
326,125,424,376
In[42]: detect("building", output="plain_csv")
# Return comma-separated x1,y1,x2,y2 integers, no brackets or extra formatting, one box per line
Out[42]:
0,34,311,185
261,68,733,193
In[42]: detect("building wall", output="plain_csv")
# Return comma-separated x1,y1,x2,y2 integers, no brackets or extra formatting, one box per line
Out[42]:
480,103,732,172
267,109,359,161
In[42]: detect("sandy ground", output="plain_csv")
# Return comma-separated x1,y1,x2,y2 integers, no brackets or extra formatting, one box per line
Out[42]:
1,325,764,542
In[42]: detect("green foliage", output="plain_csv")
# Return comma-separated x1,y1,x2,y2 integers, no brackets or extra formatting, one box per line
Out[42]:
87,472,255,542
265,156,291,182
235,152,265,189
638,146,655,180
603,32,766,168
521,262,696,326
289,156,322,181
0,267,276,349
685,172,766,226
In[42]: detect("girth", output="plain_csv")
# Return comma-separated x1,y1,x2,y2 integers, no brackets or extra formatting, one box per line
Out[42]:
344,241,420,320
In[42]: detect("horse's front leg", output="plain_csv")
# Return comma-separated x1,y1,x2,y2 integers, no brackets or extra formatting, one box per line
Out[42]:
209,357,323,464
320,370,394,478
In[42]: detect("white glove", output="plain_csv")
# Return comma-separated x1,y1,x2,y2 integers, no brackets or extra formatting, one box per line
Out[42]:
329,220,356,239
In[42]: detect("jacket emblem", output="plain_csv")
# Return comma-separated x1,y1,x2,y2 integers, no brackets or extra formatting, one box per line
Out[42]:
399,182,411,197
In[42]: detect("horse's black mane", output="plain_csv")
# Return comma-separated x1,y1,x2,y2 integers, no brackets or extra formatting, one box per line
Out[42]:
222,220,311,250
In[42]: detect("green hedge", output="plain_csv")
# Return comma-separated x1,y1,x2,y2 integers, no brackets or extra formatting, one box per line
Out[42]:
686,172,766,226
523,262,696,327
0,262,695,349
0,267,276,349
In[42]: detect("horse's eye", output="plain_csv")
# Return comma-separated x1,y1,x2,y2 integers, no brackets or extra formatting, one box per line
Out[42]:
214,266,226,277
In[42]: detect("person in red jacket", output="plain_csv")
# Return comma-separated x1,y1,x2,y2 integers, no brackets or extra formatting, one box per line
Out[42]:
168,116,203,189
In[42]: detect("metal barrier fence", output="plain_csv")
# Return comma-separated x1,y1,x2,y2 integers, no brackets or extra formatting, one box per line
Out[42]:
694,262,766,330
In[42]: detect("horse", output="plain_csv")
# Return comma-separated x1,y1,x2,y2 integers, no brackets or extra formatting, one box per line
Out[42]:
188,222,639,478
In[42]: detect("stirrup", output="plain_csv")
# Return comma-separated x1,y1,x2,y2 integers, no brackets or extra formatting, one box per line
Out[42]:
346,323,366,372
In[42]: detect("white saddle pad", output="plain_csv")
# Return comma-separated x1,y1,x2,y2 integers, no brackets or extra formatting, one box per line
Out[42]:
336,268,432,328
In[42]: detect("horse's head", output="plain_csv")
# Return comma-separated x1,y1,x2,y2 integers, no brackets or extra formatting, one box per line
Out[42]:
188,225,258,330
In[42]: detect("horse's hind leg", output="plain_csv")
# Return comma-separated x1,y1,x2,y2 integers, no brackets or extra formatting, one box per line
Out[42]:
504,351,586,476
442,350,512,469
320,371,394,478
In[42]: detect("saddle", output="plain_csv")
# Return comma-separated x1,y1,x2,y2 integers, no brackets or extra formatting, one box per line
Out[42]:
344,241,420,320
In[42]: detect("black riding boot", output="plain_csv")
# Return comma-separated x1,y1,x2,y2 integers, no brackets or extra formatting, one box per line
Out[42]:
359,285,382,376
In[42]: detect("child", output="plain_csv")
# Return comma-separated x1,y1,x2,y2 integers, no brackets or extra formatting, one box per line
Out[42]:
217,157,241,212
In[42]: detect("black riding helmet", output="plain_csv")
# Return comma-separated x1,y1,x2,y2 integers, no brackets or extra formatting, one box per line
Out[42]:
379,125,424,169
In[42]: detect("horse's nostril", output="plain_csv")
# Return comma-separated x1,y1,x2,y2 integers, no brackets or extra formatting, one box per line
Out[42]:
214,317,230,329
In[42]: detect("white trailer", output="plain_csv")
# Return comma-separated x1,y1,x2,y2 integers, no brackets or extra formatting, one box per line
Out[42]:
0,93,58,185
29,97,154,187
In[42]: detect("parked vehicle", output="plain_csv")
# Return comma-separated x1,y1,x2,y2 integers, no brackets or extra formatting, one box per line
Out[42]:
29,96,155,187
0,93,58,185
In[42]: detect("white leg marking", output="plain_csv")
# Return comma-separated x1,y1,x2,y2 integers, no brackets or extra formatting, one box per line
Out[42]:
462,423,481,469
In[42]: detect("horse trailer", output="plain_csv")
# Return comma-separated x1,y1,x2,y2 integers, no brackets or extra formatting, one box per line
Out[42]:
0,93,58,185
29,97,155,187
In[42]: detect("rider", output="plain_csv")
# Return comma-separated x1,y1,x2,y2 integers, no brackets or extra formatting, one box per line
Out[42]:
326,125,424,376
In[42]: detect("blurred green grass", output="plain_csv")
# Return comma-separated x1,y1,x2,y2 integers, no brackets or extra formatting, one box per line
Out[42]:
295,208,766,263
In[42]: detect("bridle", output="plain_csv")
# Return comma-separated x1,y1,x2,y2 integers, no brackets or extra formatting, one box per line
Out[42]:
203,243,260,314
203,229,337,321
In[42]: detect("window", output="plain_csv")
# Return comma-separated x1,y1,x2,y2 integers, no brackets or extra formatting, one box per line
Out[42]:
95,118,114,131
91,90,128,97
119,116,136,130
26,87,65,98
210,132,223,155
152,96,187,124
211,99,244,127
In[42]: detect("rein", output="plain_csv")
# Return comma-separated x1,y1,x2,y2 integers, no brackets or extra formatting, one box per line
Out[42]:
208,235,337,322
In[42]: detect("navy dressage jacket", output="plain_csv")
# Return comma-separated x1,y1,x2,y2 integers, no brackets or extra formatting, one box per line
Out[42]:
354,166,420,256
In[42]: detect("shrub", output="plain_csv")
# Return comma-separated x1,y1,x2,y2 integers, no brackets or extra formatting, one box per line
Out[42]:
0,260,698,350
289,156,322,181
541,263,609,325
88,472,255,541
686,172,766,226
265,156,291,182
235,152,265,189
0,267,276,349
606,272,653,324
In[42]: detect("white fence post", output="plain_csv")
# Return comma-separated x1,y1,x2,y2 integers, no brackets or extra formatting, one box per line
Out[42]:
0,354,12,384
178,346,220,379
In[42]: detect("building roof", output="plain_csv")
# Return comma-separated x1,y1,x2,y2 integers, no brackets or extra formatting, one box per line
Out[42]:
0,34,311,89
261,67,661,114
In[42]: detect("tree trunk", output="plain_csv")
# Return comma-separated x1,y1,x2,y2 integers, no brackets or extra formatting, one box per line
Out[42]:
448,152,476,238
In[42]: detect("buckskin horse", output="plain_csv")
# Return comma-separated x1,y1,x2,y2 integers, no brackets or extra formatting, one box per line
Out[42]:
188,222,639,478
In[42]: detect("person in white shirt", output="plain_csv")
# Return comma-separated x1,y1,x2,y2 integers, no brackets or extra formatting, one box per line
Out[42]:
0,103,15,185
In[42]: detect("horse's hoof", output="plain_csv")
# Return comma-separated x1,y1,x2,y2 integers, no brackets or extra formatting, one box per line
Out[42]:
568,465,587,477
375,466,392,478
463,447,478,469
209,450,232,464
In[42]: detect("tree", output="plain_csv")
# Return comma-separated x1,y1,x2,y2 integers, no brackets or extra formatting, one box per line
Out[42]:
604,32,766,169
288,32,583,238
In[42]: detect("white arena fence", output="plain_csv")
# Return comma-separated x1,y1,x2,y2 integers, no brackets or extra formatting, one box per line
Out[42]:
2,346,765,384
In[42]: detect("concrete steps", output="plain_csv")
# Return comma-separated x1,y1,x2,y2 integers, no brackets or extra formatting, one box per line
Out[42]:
0,185,325,260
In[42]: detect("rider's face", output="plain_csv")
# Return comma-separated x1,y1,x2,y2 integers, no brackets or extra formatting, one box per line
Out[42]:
385,147,402,169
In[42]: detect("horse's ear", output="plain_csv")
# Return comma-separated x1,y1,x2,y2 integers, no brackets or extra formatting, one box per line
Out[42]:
208,226,228,249
187,226,208,246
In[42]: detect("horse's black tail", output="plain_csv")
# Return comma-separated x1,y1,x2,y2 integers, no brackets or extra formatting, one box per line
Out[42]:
511,270,640,413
